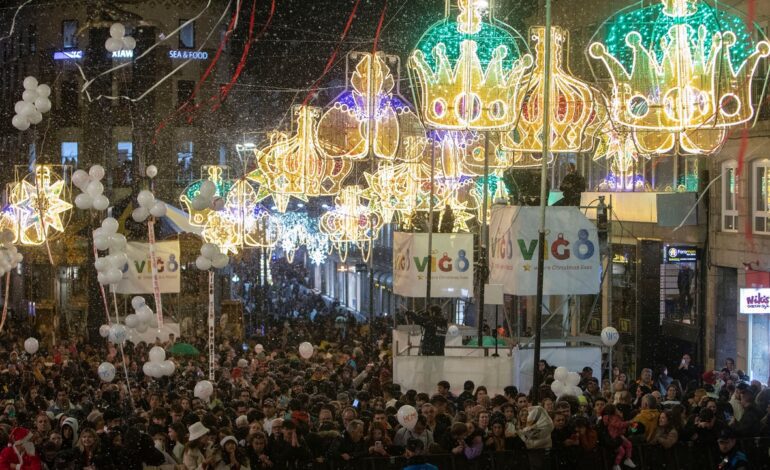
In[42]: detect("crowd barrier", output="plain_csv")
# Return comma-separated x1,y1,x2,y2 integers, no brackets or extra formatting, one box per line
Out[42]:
305,437,770,470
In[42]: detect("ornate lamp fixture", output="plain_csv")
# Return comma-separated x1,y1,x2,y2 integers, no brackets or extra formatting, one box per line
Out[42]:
9,165,72,246
589,0,770,155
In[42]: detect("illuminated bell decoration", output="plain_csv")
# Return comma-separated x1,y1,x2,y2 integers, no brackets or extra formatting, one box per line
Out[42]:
503,26,598,153
249,106,352,213
409,0,532,130
316,51,426,162
589,0,770,155
320,185,383,262
9,165,72,246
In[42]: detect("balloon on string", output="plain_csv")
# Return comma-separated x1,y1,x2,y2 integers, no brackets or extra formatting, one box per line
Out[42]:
99,324,111,338
298,342,314,359
136,323,149,333
137,190,155,208
194,380,214,400
89,165,105,181
136,305,154,324
22,89,38,103
447,325,460,337
98,362,116,382
159,360,175,376
397,405,418,431
551,380,565,396
124,314,139,329
11,114,30,131
92,195,110,211
33,97,51,113
122,36,137,50
28,111,43,125
143,361,163,378
601,326,619,347
94,257,109,272
109,234,127,252
131,296,146,310
199,180,216,198
132,207,150,223
36,84,51,98
109,23,126,39
101,217,119,234
150,201,167,218
23,76,38,90
72,170,90,188
105,37,123,52
195,256,212,271
201,243,219,260
24,337,39,354
554,366,569,383
108,324,127,344
145,165,158,178
94,234,110,251
211,253,229,269
149,346,166,363
566,372,581,387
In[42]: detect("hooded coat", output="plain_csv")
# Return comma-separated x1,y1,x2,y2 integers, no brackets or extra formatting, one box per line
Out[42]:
517,406,554,450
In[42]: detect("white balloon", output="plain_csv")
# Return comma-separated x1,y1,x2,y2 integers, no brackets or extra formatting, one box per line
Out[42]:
194,380,214,400
200,243,219,260
136,322,149,333
551,380,565,396
195,255,211,271
98,362,116,382
97,272,109,285
145,165,158,178
94,235,110,251
199,180,216,198
554,366,569,383
159,360,175,376
109,324,127,344
298,341,314,359
34,97,51,113
14,101,26,114
22,89,38,103
571,386,583,397
101,217,119,234
601,326,620,347
105,37,123,52
122,36,137,50
27,111,43,125
36,84,51,98
211,253,229,269
23,76,38,90
137,190,155,208
136,305,153,324
105,267,123,285
108,252,128,270
72,170,91,189
89,165,106,181
254,344,264,354
11,114,30,131
131,296,146,310
132,207,150,223
447,325,460,337
149,346,166,363
92,195,110,211
124,313,139,329
211,197,226,211
191,197,209,211
19,101,36,117
86,180,104,198
94,257,110,272
149,201,167,218
149,316,159,328
24,337,39,354
109,233,127,252
397,405,418,431
99,324,111,338
566,371,581,387
74,193,93,210
109,23,126,39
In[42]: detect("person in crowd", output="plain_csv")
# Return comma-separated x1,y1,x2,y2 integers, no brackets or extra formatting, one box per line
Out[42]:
0,427,42,470
600,404,636,470
652,409,679,449
517,406,553,470
716,428,749,470
182,422,213,469
631,394,660,442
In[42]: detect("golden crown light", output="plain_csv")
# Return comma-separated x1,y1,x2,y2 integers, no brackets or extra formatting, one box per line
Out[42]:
589,0,770,155
317,51,427,162
248,106,352,213
409,0,532,131
319,185,383,262
9,165,72,246
503,26,598,153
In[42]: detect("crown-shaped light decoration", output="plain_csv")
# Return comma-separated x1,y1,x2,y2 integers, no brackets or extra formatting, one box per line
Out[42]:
409,0,532,130
8,165,72,246
320,185,384,262
317,52,427,162
248,106,353,212
503,26,598,153
432,130,514,177
589,0,770,155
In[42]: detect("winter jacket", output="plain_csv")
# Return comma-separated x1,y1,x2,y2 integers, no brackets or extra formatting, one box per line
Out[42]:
733,404,763,438
653,427,678,449
0,447,42,470
602,414,628,440
631,408,660,442
517,406,553,450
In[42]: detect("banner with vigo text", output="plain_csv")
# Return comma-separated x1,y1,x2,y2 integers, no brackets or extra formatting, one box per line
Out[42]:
114,241,181,294
489,206,601,295
393,233,474,298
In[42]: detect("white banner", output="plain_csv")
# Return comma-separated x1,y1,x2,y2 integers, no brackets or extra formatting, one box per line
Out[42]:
489,206,601,295
393,233,474,298
114,241,181,294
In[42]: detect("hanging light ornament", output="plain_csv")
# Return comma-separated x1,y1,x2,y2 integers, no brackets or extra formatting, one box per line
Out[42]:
8,165,72,246
408,0,532,131
248,106,352,213
502,26,600,154
589,0,770,155
317,51,426,162
320,185,384,262
593,128,651,191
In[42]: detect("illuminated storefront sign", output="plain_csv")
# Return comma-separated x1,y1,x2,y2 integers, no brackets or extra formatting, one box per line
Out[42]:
664,245,697,263
112,49,134,59
168,50,208,60
53,50,83,60
740,288,770,314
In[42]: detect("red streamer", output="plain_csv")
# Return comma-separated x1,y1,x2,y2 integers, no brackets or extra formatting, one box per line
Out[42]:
747,0,756,32
736,127,749,177
372,0,388,56
302,0,362,106
212,0,261,111
0,272,11,333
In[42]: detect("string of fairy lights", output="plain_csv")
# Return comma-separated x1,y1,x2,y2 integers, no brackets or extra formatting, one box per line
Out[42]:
4,0,769,271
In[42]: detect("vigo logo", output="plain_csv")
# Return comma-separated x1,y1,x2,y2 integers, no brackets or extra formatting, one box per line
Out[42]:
492,229,595,261
395,249,470,273
121,254,180,274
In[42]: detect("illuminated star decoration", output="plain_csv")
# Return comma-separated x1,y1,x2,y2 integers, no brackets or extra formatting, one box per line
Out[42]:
593,126,651,191
248,106,352,213
589,0,770,155
9,165,72,246
320,185,383,262
316,51,426,163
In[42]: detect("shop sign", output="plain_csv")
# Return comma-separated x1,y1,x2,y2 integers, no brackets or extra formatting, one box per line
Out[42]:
740,288,770,314
168,50,208,60
665,245,697,263
53,50,83,60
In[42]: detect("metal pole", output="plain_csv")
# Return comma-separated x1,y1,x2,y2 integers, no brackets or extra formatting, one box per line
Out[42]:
478,131,490,345
426,141,435,308
533,0,553,402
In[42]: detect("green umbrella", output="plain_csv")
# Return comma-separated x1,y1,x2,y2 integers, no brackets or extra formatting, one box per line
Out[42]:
466,336,506,347
168,343,200,356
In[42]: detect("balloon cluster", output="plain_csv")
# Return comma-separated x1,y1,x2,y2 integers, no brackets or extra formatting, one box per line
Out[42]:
98,362,116,382
125,296,157,333
105,23,137,53
24,337,39,355
12,76,51,131
142,346,176,378
73,165,110,211
93,217,128,286
0,230,23,276
195,243,229,271
190,180,225,211
550,366,583,397
132,189,166,223
194,380,214,401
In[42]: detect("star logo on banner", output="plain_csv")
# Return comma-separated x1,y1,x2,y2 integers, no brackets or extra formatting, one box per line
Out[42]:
523,264,531,271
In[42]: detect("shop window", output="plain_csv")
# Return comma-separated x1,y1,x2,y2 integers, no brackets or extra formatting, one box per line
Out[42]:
61,142,78,166
179,20,194,49
117,141,133,163
722,160,738,232
753,159,770,234
177,80,195,106
177,141,194,182
62,20,78,49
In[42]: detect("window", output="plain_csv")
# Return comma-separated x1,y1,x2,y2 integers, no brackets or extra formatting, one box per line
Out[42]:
61,142,78,166
62,20,78,49
177,80,195,106
722,160,738,232
177,141,194,182
754,159,770,234
179,19,194,49
61,79,79,112
117,142,133,163
27,24,36,53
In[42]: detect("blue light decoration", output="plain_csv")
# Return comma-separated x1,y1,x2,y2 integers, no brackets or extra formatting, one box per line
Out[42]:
53,50,84,60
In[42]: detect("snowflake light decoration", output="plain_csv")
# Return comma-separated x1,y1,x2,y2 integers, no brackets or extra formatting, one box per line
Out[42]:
9,165,72,246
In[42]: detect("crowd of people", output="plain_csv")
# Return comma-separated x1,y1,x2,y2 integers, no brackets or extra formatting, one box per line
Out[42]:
0,268,768,469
